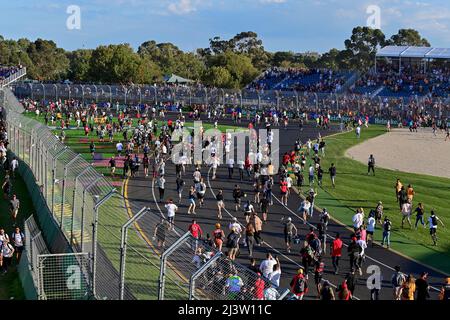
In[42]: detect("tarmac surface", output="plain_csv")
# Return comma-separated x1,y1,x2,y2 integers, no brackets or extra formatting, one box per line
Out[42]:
124,115,445,300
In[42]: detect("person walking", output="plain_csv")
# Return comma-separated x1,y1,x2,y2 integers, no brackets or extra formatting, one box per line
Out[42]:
216,189,225,220
187,186,197,215
282,217,298,253
328,163,336,187
164,198,178,231
331,233,343,274
212,223,225,252
157,175,166,202
367,211,376,247
226,227,241,261
367,154,375,176
245,222,256,258
427,210,445,246
290,269,308,300
401,199,412,228
400,274,416,300
415,272,430,301
414,202,426,229
391,265,405,300
381,217,392,249
9,194,20,227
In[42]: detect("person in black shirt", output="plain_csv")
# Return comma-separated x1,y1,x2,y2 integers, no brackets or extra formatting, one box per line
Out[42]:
109,157,116,177
329,163,337,188
414,202,425,229
415,272,430,300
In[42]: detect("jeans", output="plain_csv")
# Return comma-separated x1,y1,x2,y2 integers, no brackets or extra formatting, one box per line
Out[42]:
382,231,390,246
309,201,315,217
332,256,340,272
246,235,255,257
415,215,425,228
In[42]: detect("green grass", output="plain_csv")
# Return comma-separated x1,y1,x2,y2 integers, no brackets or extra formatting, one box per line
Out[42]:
0,172,35,300
22,112,235,299
300,126,450,273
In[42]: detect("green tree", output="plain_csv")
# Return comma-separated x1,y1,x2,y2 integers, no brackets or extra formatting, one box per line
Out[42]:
202,66,233,87
26,39,69,80
387,29,431,47
344,26,386,71
67,49,93,82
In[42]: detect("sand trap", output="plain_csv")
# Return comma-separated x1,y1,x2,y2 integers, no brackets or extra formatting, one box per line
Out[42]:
346,128,450,179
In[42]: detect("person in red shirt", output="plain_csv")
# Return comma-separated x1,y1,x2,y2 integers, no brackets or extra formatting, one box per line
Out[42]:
290,269,308,300
280,178,288,206
337,281,352,300
188,219,203,239
253,273,265,300
289,151,296,165
282,152,290,166
331,233,343,275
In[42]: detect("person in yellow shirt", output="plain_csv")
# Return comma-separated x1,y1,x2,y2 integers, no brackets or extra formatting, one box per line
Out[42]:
407,184,415,202
401,275,416,300
395,179,403,203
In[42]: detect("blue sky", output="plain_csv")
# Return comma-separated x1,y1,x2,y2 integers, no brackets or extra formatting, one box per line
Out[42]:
1,0,449,53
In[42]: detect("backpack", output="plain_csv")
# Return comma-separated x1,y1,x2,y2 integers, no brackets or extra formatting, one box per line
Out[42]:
392,273,404,287
431,215,438,226
402,284,410,299
294,276,308,294
227,233,238,248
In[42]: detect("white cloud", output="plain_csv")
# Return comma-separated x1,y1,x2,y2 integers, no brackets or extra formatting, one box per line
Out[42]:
168,0,197,14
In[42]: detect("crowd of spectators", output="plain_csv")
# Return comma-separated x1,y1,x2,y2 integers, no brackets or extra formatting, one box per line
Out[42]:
248,68,352,93
0,65,23,86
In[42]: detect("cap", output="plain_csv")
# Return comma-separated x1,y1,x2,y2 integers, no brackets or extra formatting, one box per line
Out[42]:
287,217,292,222
297,269,303,274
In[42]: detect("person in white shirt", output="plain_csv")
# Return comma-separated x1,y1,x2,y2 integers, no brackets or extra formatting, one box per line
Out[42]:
356,234,367,275
165,199,178,231
268,260,281,287
286,176,293,196
401,199,412,229
116,141,123,156
227,158,234,179
298,199,311,224
367,213,376,246
259,253,277,279
356,126,361,139
10,157,19,179
228,217,242,235
352,209,364,231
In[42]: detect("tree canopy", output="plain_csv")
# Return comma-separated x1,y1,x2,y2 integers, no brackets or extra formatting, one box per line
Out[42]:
0,27,433,87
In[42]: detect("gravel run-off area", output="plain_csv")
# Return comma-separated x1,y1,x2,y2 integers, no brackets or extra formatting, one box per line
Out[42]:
346,128,450,179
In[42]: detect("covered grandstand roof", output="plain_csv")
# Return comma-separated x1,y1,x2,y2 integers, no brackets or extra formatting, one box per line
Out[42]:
376,46,450,59
164,74,193,84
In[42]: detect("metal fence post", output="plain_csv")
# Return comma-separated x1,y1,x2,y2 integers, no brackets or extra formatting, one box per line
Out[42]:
80,176,102,252
189,252,222,300
60,155,81,229
70,166,90,247
92,189,116,297
119,207,148,300
51,147,68,218
158,232,192,300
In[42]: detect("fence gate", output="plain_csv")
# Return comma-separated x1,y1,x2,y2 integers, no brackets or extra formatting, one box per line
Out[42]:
37,253,93,300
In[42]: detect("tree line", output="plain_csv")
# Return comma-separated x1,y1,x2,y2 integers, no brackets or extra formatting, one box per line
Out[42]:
0,27,431,88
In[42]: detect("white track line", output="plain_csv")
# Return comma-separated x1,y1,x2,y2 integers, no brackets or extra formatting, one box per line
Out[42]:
206,166,361,299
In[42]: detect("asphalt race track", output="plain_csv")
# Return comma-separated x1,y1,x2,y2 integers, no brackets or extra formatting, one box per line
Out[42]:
125,114,445,300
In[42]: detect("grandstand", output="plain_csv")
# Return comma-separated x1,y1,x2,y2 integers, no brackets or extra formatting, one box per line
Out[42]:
249,46,450,100
248,68,355,93
0,65,27,87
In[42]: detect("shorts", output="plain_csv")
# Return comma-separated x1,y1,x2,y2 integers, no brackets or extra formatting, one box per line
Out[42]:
167,216,174,224
280,191,287,196
244,211,251,216
15,246,24,254
217,200,224,207
430,228,436,235
367,231,374,235
314,274,323,285
189,198,195,205
197,193,205,200
285,234,292,244
234,198,241,204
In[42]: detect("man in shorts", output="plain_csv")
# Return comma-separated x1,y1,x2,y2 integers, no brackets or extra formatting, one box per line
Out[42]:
164,199,178,231
10,194,20,227
11,227,25,263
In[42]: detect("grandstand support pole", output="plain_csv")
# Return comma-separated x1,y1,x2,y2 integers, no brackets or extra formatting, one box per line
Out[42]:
54,84,58,101
70,166,90,247
153,86,157,105
60,154,82,230
66,84,70,100
189,252,222,300
80,176,102,252
92,188,116,298
51,147,68,218
41,83,45,102
119,207,148,300
239,91,243,108
158,232,192,300
30,83,33,100
93,85,98,103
